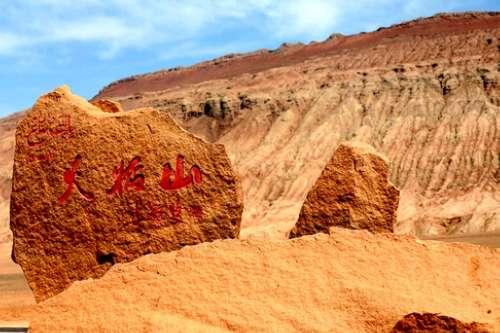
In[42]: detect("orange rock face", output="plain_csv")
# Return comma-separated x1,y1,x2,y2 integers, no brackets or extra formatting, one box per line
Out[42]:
90,99,123,113
391,312,489,333
289,143,399,238
10,86,243,301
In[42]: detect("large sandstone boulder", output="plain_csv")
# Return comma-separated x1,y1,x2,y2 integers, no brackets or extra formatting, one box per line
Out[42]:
10,86,243,301
289,143,399,238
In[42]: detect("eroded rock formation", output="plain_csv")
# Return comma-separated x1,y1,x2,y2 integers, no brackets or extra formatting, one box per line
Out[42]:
10,86,243,301
94,13,500,239
90,99,124,113
289,143,399,238
0,13,499,250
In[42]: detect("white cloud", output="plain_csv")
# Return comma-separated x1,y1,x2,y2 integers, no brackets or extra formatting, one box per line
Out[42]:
265,1,339,39
50,17,134,42
0,1,486,60
0,32,23,55
158,40,264,63
0,1,345,59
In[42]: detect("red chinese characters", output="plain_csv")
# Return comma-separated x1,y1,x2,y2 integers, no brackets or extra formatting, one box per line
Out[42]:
189,205,204,222
58,155,94,204
58,155,203,208
132,200,203,226
160,155,202,191
167,200,183,224
107,157,145,195
28,115,75,162
132,202,166,226
148,203,167,222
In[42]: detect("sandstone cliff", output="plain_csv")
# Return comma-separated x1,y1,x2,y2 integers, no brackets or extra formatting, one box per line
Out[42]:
0,13,499,245
98,13,500,239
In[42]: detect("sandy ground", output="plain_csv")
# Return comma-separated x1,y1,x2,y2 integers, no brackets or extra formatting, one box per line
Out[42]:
1,231,499,310
0,225,499,331
1,228,499,332
0,243,34,316
424,232,500,248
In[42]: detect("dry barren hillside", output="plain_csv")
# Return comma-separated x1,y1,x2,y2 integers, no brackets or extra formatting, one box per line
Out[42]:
96,12,500,238
0,112,22,243
0,12,499,247
95,12,500,98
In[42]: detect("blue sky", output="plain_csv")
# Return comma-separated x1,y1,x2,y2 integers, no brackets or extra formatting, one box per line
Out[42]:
0,1,498,117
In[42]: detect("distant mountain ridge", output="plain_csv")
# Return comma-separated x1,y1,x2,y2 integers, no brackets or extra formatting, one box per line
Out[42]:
0,11,499,246
94,12,500,99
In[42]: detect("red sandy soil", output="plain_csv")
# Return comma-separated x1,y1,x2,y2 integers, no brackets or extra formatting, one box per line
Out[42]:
95,12,500,99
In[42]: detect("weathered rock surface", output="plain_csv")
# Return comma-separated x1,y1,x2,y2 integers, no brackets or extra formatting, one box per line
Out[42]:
391,312,490,333
10,86,243,301
90,99,123,113
289,143,399,238
1,228,499,332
